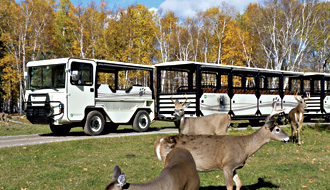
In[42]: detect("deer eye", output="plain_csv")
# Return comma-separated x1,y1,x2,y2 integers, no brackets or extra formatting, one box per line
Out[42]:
275,128,281,133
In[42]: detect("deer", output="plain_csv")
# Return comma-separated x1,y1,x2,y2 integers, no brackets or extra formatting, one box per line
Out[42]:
105,147,200,190
154,102,290,190
171,95,231,135
288,92,310,146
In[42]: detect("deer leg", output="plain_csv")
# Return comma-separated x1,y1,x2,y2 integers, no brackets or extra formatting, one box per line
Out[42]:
297,121,303,146
233,170,242,190
223,167,234,190
290,121,297,143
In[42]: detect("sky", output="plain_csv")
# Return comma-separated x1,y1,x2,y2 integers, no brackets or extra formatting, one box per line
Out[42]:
73,0,260,17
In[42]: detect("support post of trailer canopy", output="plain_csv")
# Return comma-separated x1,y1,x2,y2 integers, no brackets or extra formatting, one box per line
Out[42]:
196,65,202,116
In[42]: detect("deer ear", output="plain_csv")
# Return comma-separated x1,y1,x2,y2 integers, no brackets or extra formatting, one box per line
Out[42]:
112,165,122,181
117,173,126,187
183,102,191,109
264,121,274,130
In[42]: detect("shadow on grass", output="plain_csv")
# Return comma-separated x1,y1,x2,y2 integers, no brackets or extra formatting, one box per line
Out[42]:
39,125,177,137
200,178,279,190
310,123,330,133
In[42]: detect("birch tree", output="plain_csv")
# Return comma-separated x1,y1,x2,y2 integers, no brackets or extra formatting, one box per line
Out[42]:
191,13,203,62
53,0,75,57
30,0,56,61
246,0,321,72
0,0,33,114
154,10,178,63
85,1,108,58
313,2,330,72
72,4,89,58
176,19,194,61
199,10,214,63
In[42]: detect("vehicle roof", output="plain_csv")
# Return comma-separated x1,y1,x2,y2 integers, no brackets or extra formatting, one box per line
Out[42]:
26,58,154,70
27,58,70,67
155,61,330,77
95,59,154,70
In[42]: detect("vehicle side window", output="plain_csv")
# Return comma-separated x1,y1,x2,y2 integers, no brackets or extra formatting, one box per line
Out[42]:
70,62,93,86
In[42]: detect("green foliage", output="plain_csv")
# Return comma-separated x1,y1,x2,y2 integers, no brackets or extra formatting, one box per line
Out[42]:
247,124,253,131
231,122,239,131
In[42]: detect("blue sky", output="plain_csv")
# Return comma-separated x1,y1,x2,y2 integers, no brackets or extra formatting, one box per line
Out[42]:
72,0,260,17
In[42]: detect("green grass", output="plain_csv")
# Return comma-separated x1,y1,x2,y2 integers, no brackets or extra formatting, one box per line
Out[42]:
0,121,329,189
0,120,51,136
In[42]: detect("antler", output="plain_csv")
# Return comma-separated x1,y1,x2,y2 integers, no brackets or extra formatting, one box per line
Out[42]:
271,98,278,110
294,92,300,101
181,95,188,106
171,95,188,107
304,92,310,101
170,95,177,106
267,100,285,122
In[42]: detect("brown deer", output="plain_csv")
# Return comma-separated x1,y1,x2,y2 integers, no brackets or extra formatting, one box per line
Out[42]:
171,95,231,135
154,103,289,190
105,147,200,190
288,92,310,146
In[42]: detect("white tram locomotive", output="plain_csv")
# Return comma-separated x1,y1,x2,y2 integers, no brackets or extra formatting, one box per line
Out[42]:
25,58,154,135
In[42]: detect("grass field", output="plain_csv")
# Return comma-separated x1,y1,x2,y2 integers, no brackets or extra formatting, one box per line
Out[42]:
0,120,329,189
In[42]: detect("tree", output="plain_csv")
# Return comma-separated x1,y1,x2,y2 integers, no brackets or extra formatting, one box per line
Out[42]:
30,0,56,61
204,3,237,64
53,0,75,57
154,10,178,63
0,0,32,114
84,0,109,58
312,2,330,72
236,9,263,68
115,4,156,64
245,0,321,72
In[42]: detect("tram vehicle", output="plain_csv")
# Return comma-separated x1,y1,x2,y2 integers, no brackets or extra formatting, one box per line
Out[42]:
25,59,330,135
155,61,330,123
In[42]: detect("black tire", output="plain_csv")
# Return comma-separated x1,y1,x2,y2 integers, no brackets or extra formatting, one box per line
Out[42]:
84,110,105,136
132,110,150,132
50,124,71,136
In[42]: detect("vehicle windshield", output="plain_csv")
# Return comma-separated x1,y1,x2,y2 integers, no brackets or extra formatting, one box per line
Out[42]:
27,64,66,90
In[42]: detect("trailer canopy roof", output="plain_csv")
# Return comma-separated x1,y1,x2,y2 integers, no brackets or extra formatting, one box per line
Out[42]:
155,61,330,77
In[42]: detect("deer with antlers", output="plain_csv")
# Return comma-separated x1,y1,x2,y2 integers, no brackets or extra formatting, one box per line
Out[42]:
105,147,200,190
288,92,310,146
170,95,231,135
154,102,289,190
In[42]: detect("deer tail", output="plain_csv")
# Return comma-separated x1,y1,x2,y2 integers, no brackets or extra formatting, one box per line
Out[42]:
154,137,164,161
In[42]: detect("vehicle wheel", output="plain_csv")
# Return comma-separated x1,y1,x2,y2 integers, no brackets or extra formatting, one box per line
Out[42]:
84,111,105,136
132,110,150,132
50,124,71,136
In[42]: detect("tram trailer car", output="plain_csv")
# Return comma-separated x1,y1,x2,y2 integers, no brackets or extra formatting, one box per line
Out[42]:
155,61,330,124
24,58,155,135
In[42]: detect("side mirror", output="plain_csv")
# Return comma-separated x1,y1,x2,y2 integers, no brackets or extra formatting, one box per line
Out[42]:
71,70,79,81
